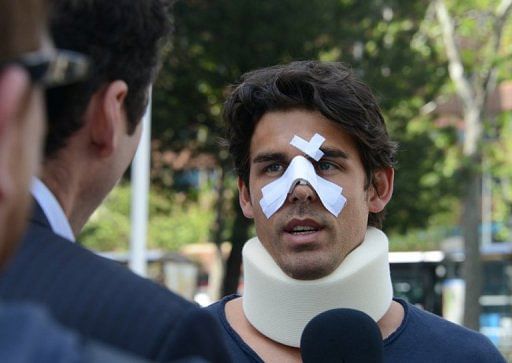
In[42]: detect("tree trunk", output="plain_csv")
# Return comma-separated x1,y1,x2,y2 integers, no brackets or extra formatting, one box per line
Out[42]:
209,164,227,301
461,161,483,330
222,197,251,297
211,165,227,247
432,0,512,332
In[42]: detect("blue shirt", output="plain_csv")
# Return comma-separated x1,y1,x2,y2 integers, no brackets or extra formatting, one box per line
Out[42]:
206,294,506,362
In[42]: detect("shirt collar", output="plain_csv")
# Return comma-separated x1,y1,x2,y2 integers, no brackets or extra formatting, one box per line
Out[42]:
31,178,75,242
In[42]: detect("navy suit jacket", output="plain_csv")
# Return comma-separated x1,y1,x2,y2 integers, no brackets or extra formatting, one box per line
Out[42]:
0,201,231,362
0,302,149,363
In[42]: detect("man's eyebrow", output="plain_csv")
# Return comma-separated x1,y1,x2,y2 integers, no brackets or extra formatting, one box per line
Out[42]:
320,146,349,159
252,152,288,164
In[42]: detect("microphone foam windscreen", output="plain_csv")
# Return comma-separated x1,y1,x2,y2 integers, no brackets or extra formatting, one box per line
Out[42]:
300,308,383,363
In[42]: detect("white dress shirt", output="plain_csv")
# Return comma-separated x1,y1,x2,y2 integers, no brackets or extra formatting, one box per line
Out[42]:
31,178,75,242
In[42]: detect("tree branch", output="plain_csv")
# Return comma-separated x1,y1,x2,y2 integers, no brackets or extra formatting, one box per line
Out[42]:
433,0,475,110
481,0,512,111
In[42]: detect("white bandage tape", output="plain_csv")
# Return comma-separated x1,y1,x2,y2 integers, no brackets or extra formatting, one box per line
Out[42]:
290,133,325,161
259,155,346,218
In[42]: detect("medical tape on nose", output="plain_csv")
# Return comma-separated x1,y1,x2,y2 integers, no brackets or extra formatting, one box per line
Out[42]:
259,155,347,218
290,133,325,161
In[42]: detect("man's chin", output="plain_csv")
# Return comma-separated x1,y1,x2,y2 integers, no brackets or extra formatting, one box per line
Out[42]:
282,261,335,281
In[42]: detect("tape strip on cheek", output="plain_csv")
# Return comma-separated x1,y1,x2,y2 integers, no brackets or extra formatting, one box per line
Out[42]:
259,156,347,218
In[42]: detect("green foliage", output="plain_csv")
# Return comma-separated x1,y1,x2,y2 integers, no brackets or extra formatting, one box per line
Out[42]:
420,0,512,92
153,0,341,155
80,183,215,252
389,225,458,251
79,1,512,258
151,0,459,241
486,111,512,241
79,185,131,251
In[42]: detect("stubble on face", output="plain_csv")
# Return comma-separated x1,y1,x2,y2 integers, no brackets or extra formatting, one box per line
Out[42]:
266,202,338,280
263,197,369,280
244,109,373,281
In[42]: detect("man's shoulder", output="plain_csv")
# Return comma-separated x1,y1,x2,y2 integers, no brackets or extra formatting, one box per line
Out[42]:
0,302,84,362
0,302,152,362
405,302,485,340
205,294,239,314
203,295,263,363
385,300,505,362
8,220,188,303
0,220,197,360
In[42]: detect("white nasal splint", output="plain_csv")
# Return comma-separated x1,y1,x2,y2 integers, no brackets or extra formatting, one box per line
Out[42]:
259,133,347,218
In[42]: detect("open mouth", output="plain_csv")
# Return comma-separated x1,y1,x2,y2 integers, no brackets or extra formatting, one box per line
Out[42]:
284,219,322,235
290,225,318,235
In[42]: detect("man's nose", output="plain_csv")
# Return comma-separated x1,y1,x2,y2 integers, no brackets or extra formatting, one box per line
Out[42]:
288,180,317,203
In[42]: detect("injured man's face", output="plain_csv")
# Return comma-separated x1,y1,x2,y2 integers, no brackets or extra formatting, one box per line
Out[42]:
238,109,381,280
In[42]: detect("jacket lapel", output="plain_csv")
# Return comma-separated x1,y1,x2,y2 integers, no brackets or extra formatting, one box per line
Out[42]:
29,198,51,229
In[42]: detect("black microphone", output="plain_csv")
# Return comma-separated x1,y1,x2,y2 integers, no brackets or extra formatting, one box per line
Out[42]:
300,308,383,363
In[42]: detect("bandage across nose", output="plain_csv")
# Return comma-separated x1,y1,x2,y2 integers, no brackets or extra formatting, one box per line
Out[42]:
259,134,347,219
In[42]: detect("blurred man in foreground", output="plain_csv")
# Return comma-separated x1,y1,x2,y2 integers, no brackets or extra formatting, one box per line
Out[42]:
0,1,147,361
0,0,230,361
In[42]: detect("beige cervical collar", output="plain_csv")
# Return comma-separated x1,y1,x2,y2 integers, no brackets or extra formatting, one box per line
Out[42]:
242,227,393,347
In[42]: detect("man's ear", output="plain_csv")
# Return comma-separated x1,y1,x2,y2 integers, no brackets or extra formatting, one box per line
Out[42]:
368,167,394,213
89,80,128,157
0,67,30,202
238,177,254,219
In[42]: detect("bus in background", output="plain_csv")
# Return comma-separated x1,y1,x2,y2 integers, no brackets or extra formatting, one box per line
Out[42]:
389,243,512,356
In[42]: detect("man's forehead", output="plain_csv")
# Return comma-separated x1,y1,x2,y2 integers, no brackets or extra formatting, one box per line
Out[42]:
250,110,353,148
250,138,351,162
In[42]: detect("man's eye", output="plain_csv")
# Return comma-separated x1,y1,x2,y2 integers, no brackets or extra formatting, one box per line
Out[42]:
317,161,336,171
264,163,284,175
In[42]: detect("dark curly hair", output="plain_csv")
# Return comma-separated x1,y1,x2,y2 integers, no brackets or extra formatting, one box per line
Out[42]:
44,0,170,157
224,61,397,228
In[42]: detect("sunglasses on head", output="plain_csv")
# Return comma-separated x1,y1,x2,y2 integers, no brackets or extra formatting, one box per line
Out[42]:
0,49,90,88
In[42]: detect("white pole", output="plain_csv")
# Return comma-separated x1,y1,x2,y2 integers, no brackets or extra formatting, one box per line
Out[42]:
129,90,152,276
481,157,492,247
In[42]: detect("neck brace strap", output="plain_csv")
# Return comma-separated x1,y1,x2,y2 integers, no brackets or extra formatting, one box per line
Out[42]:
242,227,393,347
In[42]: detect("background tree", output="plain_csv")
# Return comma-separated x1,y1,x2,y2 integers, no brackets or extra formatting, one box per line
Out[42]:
151,0,454,296
423,0,512,330
81,2,512,320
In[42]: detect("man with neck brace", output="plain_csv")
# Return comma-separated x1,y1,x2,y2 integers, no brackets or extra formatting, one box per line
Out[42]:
206,61,505,362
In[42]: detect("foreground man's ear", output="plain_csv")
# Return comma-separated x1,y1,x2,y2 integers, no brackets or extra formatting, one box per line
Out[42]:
89,80,128,158
368,167,394,213
238,176,254,219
